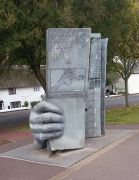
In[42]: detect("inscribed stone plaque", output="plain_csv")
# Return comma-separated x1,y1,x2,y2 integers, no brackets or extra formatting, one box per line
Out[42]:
46,28,91,97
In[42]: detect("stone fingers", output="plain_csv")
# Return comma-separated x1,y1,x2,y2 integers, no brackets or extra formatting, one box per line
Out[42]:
32,101,64,115
29,101,65,143
29,112,64,124
32,131,64,140
30,123,64,133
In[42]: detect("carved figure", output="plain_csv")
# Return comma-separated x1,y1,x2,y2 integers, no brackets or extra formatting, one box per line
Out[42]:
53,68,85,91
29,101,64,149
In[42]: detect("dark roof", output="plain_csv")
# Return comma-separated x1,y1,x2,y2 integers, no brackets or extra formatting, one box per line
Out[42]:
0,66,45,89
134,65,139,74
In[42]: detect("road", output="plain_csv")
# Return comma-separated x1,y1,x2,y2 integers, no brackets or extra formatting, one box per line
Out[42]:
105,93,139,108
0,94,139,129
0,110,30,129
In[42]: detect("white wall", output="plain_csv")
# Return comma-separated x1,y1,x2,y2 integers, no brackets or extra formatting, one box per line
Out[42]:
128,74,139,94
0,86,45,110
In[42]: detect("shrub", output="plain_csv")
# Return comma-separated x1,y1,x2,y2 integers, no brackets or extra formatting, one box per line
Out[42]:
30,101,40,108
24,101,29,107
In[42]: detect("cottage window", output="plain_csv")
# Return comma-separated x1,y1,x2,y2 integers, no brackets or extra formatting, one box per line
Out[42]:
8,88,16,95
10,101,21,108
0,100,3,110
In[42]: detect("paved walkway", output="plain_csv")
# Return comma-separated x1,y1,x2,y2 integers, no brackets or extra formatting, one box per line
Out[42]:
0,126,139,180
0,130,65,180
51,129,139,180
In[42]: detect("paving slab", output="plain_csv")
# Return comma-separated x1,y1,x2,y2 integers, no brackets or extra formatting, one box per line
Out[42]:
0,157,65,180
0,129,133,168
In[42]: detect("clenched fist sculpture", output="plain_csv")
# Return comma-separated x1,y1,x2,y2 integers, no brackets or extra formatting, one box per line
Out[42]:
29,101,64,150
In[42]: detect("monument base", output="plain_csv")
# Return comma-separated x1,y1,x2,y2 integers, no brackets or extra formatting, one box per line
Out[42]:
0,129,132,167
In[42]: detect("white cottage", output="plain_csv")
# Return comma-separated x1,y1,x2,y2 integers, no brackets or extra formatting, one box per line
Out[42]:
115,65,139,94
0,67,45,110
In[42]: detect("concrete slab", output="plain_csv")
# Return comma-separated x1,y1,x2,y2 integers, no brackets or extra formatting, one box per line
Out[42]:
0,129,133,168
48,97,85,151
46,28,91,97
46,28,91,151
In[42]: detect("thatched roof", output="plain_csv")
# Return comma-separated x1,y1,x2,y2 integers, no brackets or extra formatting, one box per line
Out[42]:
134,65,139,74
0,66,46,89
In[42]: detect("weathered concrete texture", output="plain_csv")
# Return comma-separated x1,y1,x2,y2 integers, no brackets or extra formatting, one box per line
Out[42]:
46,28,91,97
86,35,108,138
48,97,85,151
0,129,132,168
86,33,102,138
101,38,108,135
29,101,65,150
46,28,91,151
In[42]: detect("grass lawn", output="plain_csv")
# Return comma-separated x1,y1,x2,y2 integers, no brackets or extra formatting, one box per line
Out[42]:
1,123,30,133
13,123,29,131
106,104,139,125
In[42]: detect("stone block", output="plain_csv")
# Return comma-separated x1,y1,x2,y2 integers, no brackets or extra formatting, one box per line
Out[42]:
48,97,86,150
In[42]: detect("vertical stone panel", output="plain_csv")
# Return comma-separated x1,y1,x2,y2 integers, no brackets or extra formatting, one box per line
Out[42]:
46,28,91,150
86,36,108,138
101,38,108,135
86,33,102,138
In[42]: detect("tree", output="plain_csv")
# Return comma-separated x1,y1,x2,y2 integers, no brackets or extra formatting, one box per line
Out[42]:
0,1,46,90
113,2,139,106
0,0,106,92
1,0,139,98
0,0,67,92
0,1,16,74
71,0,105,28
69,0,137,89
106,65,120,87
93,0,137,89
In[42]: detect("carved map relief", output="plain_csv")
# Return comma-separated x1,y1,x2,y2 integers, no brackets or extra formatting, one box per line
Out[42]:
50,68,86,93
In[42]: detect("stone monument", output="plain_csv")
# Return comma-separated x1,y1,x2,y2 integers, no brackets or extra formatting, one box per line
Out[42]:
29,28,108,152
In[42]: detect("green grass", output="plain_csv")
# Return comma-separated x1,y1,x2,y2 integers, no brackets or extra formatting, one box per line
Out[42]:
106,104,139,125
14,123,29,131
6,123,29,132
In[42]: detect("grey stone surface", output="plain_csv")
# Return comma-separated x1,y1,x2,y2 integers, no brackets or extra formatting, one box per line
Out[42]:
29,28,108,152
86,34,102,138
101,38,108,135
46,28,91,97
0,129,133,167
48,97,85,150
46,28,91,151
29,101,65,150
86,35,108,138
